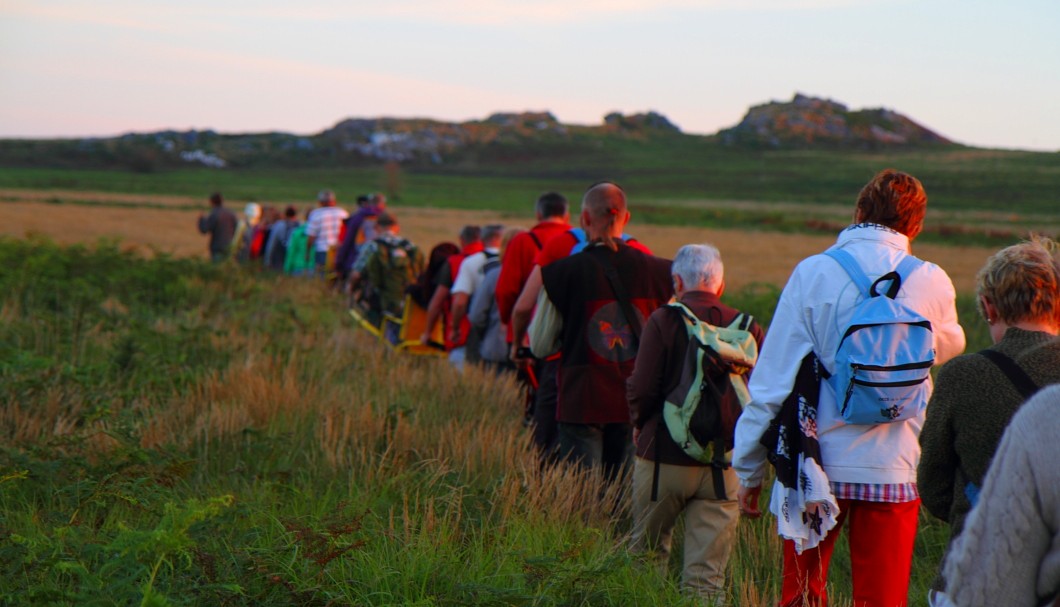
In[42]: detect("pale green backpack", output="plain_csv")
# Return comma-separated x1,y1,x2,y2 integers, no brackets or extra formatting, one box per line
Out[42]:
662,302,758,467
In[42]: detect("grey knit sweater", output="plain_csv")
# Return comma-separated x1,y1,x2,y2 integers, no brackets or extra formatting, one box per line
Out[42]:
943,383,1060,607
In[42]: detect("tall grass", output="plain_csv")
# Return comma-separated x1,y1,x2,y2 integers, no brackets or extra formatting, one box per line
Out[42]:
0,238,981,605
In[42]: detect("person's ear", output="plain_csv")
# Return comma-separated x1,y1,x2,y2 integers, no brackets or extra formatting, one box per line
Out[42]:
980,296,998,324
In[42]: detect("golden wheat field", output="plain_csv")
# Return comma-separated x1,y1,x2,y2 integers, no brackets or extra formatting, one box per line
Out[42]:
2,188,994,293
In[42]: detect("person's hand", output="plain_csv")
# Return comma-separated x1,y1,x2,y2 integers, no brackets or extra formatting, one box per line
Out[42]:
632,427,641,446
510,344,532,368
737,483,762,518
420,332,431,346
448,328,460,345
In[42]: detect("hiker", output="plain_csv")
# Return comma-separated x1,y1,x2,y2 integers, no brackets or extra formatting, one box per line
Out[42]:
496,192,572,344
469,228,525,375
305,189,349,278
512,192,651,462
283,208,314,277
942,382,1060,607
494,192,571,437
918,237,1060,607
249,205,279,263
349,212,424,339
408,242,460,310
336,193,386,282
196,192,237,263
420,226,483,369
449,224,505,368
528,182,672,482
731,169,966,607
264,205,300,272
232,202,262,262
626,243,764,603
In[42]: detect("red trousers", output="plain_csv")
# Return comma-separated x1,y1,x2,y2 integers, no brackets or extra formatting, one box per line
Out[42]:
780,498,920,607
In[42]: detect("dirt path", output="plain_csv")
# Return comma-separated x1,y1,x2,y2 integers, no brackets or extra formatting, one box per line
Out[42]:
4,191,994,293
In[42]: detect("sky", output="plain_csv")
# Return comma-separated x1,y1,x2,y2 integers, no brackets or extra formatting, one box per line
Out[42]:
2,0,1059,151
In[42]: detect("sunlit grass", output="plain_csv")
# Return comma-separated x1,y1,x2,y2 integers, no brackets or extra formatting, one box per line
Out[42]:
0,238,967,605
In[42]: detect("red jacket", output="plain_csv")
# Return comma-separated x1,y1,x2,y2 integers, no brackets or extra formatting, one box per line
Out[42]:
495,220,570,337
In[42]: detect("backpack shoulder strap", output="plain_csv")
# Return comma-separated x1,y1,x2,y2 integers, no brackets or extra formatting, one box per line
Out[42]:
667,301,699,326
894,254,924,282
528,231,543,250
824,248,872,295
979,349,1039,399
569,228,588,254
731,312,754,331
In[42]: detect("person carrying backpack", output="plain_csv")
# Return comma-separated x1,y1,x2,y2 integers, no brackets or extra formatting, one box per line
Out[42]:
449,224,504,368
335,193,386,282
264,205,300,272
917,237,1060,607
626,243,764,603
350,212,424,334
732,169,966,607
528,182,672,484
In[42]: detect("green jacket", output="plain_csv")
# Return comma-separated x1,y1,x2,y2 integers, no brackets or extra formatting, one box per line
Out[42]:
283,224,312,275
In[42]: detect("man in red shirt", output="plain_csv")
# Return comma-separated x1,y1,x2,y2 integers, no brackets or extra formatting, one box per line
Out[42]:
495,192,571,339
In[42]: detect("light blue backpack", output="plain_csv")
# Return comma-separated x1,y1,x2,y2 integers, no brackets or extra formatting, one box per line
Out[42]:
824,249,935,424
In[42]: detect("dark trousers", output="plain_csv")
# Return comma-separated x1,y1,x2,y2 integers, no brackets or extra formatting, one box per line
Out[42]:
531,359,560,460
556,421,633,483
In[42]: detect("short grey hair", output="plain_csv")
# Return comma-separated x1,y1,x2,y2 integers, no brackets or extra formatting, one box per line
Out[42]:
482,224,505,244
317,189,335,203
672,244,724,292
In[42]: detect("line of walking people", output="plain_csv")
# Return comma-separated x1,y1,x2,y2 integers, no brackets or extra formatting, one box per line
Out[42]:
199,173,1060,607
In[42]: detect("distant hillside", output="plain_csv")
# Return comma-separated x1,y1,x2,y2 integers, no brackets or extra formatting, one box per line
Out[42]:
0,95,960,172
719,93,953,149
0,110,681,172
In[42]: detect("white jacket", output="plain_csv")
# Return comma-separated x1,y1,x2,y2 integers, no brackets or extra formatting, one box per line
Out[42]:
733,224,966,487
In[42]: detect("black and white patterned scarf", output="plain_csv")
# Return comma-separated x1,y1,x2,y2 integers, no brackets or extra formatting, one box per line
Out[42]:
759,352,839,553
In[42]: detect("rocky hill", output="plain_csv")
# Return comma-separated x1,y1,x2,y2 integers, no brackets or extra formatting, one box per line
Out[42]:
0,110,681,171
0,96,961,172
719,93,953,149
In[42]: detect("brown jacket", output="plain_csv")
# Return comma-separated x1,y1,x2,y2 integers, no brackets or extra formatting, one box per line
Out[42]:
627,290,764,465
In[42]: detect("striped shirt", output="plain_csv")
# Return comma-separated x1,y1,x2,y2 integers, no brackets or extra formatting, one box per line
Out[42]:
305,206,349,251
830,482,919,503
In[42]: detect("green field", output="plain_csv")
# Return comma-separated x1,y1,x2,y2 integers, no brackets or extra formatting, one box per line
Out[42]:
3,135,1059,247
0,239,991,606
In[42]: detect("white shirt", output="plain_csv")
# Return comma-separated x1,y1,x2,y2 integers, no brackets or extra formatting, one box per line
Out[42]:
732,224,966,488
305,206,349,251
451,248,500,296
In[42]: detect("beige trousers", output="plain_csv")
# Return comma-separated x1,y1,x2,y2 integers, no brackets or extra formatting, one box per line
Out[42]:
630,456,739,601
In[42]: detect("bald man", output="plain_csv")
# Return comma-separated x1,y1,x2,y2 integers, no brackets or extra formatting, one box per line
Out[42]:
528,182,673,482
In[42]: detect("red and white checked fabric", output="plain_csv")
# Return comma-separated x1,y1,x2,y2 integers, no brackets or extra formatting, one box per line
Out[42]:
830,481,919,503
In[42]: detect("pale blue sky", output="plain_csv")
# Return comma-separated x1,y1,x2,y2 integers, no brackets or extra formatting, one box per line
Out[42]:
2,0,1058,150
